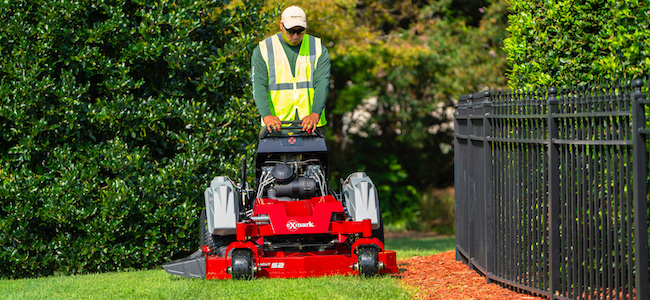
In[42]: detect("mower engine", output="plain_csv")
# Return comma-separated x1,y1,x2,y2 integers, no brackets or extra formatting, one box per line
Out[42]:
257,156,327,201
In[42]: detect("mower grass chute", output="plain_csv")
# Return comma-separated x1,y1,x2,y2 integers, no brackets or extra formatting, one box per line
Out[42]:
163,121,398,279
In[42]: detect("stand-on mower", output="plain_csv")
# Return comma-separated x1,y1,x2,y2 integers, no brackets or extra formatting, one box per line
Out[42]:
163,121,398,279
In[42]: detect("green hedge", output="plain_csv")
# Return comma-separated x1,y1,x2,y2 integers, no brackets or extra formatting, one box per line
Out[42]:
322,0,510,230
504,0,650,87
0,0,275,279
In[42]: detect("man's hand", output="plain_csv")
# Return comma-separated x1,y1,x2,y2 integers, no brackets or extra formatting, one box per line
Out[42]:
263,115,282,132
301,113,320,132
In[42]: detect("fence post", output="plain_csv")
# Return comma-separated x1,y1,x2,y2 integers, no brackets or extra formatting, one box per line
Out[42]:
483,90,494,284
547,87,561,298
467,93,475,268
455,95,462,262
455,94,469,262
631,78,649,300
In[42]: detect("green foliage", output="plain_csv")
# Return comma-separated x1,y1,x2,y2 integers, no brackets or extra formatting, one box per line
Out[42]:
0,0,276,278
326,0,509,229
262,0,510,231
0,0,507,278
417,188,455,234
504,0,650,87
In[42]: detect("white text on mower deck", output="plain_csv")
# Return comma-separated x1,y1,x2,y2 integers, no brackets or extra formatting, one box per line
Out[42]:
286,220,315,231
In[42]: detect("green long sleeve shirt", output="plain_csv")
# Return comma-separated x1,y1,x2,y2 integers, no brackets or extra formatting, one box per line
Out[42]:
251,34,331,119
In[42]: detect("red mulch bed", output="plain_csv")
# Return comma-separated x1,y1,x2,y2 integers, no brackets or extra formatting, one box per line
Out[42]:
396,251,546,300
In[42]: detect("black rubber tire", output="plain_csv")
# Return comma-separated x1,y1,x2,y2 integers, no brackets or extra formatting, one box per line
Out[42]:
200,209,216,250
372,212,385,244
357,246,379,277
200,209,235,253
231,249,254,280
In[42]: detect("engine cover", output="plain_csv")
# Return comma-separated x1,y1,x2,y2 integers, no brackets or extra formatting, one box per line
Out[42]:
341,172,380,229
204,176,239,235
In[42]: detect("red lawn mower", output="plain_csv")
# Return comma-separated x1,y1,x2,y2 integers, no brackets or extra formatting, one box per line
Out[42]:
163,121,398,279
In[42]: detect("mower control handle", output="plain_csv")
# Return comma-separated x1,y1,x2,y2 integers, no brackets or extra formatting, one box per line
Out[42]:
259,120,324,139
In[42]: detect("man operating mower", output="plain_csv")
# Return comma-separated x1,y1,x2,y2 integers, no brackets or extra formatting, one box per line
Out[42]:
251,5,331,135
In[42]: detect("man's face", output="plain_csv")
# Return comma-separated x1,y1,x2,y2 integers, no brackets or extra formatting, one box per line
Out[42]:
280,22,305,46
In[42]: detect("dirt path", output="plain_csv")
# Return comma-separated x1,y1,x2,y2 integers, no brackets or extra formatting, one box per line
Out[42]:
396,251,546,300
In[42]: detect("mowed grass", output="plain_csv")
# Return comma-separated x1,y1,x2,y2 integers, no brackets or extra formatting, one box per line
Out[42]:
385,235,456,260
1,235,455,300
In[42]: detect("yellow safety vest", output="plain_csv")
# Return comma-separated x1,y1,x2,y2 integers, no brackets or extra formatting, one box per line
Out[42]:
259,33,326,127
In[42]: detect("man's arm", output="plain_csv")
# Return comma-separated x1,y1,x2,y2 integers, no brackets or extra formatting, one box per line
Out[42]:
311,45,330,116
252,45,283,132
252,46,272,118
301,45,330,132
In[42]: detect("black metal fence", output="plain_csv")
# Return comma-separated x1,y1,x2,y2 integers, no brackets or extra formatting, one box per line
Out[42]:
454,78,649,300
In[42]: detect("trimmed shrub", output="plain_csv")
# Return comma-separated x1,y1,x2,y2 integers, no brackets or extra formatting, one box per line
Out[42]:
504,0,650,87
320,0,511,230
0,0,275,278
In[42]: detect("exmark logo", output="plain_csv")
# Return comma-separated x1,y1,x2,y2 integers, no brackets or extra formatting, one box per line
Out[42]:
286,219,315,231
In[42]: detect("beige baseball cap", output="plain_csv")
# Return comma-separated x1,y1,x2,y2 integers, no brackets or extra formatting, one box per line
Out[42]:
281,5,307,29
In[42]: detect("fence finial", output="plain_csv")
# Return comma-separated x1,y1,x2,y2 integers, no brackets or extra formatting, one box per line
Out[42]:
632,78,645,100
548,87,558,104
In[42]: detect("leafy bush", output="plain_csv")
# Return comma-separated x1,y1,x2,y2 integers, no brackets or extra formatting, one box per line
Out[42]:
317,0,511,230
258,0,510,231
504,0,650,87
0,0,275,278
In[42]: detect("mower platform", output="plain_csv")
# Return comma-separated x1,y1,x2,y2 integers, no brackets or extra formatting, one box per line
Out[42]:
203,196,397,279
163,121,398,279
205,245,398,279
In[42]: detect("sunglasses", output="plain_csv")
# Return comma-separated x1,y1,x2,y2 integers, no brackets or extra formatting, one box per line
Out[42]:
285,26,305,35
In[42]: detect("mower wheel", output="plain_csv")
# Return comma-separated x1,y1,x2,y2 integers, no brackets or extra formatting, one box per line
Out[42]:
357,246,379,277
200,209,235,254
372,212,385,244
231,249,254,280
200,209,216,250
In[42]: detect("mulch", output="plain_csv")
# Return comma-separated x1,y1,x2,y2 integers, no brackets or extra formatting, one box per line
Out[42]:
395,251,546,300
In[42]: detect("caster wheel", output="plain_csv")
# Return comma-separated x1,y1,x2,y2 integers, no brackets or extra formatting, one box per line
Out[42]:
357,246,379,277
231,249,253,280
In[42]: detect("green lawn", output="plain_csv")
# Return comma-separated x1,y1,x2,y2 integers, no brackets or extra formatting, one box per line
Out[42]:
1,235,455,300
385,235,456,260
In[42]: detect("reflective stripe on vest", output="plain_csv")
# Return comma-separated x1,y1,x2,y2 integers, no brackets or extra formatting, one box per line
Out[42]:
259,33,326,127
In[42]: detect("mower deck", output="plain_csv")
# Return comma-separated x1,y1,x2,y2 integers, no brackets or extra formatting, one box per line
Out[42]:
204,248,398,279
164,196,399,279
207,196,397,279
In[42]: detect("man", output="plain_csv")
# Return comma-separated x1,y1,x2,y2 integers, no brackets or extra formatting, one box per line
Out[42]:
251,5,331,134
